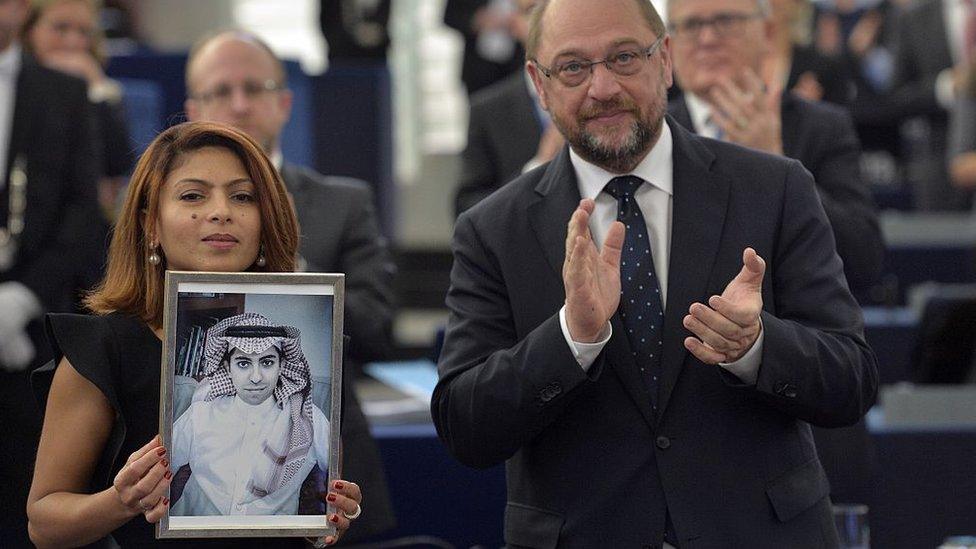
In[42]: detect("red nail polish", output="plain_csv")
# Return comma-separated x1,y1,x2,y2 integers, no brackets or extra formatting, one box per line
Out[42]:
326,493,336,502
161,459,169,468
330,514,339,523
162,497,170,506
333,481,344,490
156,447,166,456
164,470,172,480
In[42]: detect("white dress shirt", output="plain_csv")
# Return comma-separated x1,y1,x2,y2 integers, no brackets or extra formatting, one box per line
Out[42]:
170,395,330,516
558,121,764,384
0,43,21,191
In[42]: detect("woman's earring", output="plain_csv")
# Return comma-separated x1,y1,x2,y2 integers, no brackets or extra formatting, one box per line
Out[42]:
148,242,161,266
255,245,267,268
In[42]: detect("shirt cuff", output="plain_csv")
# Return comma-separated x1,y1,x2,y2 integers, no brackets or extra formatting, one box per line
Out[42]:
717,320,764,385
559,306,612,372
936,68,957,110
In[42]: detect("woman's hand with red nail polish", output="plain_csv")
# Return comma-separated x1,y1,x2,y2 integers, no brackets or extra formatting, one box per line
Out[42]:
320,478,362,544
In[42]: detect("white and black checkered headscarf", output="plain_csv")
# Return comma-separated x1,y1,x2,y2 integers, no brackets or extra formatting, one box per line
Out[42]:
202,313,315,496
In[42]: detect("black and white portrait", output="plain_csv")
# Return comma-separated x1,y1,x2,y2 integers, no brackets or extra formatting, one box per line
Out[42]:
159,272,343,538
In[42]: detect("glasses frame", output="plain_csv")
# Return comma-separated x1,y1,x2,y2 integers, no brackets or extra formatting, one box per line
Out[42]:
532,35,665,88
193,79,284,105
667,11,764,41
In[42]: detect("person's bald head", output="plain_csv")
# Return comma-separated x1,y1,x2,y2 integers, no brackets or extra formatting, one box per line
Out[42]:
185,30,292,154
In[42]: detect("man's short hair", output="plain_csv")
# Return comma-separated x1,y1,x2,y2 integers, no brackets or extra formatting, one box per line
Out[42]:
185,29,288,95
526,0,667,60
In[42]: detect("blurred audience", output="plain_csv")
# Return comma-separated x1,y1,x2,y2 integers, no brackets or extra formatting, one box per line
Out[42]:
23,0,134,221
0,0,100,545
320,0,391,66
813,0,905,160
766,0,854,106
444,0,524,94
454,0,563,217
888,0,974,210
183,29,397,542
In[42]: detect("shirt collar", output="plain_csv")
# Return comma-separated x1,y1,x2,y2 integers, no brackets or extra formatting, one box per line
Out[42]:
233,392,278,415
570,119,674,200
683,92,713,135
0,43,22,79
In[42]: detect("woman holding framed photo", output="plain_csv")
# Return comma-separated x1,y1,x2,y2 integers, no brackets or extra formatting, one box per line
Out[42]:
26,122,361,548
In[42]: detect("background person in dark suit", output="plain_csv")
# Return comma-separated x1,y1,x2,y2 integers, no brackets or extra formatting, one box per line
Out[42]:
432,0,877,546
320,0,391,65
454,0,564,217
444,0,525,95
890,0,973,210
184,30,396,542
0,1,100,546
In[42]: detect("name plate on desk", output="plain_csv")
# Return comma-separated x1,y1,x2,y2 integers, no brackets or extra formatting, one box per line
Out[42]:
880,384,976,427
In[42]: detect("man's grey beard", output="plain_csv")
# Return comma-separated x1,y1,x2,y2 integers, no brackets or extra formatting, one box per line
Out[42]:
569,118,658,174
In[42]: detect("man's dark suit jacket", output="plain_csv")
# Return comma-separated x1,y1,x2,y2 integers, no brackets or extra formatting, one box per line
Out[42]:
432,117,878,548
279,163,396,540
669,92,884,296
671,93,882,503
0,52,101,547
455,71,542,217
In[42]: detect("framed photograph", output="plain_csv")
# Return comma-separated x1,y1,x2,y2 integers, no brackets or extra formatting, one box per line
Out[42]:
157,271,344,540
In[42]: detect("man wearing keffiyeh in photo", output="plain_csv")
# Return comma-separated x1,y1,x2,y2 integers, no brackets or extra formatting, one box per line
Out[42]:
170,312,331,516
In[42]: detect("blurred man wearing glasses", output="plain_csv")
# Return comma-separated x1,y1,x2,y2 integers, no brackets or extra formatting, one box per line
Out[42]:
184,30,396,542
666,0,883,297
432,0,877,546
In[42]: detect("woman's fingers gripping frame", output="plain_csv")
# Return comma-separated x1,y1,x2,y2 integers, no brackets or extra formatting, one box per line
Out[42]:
320,480,362,545
113,439,169,515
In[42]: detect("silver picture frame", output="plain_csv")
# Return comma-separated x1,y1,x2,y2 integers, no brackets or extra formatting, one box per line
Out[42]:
157,271,344,540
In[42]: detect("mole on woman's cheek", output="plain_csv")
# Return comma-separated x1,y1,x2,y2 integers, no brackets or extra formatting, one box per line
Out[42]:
191,214,197,219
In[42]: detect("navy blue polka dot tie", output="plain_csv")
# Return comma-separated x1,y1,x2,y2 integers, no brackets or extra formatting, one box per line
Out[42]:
605,176,664,412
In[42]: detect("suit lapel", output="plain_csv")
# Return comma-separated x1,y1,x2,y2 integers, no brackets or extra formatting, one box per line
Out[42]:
528,148,658,429
528,146,580,279
657,118,731,419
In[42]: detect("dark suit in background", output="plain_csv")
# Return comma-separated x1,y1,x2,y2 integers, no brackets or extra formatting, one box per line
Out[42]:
0,52,100,548
433,118,878,547
279,163,396,540
320,0,392,64
787,44,854,107
890,0,970,210
444,0,523,95
669,92,884,295
454,71,541,217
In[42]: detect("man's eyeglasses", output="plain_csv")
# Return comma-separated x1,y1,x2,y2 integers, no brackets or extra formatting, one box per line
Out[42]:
193,79,283,105
667,12,763,40
532,35,665,88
